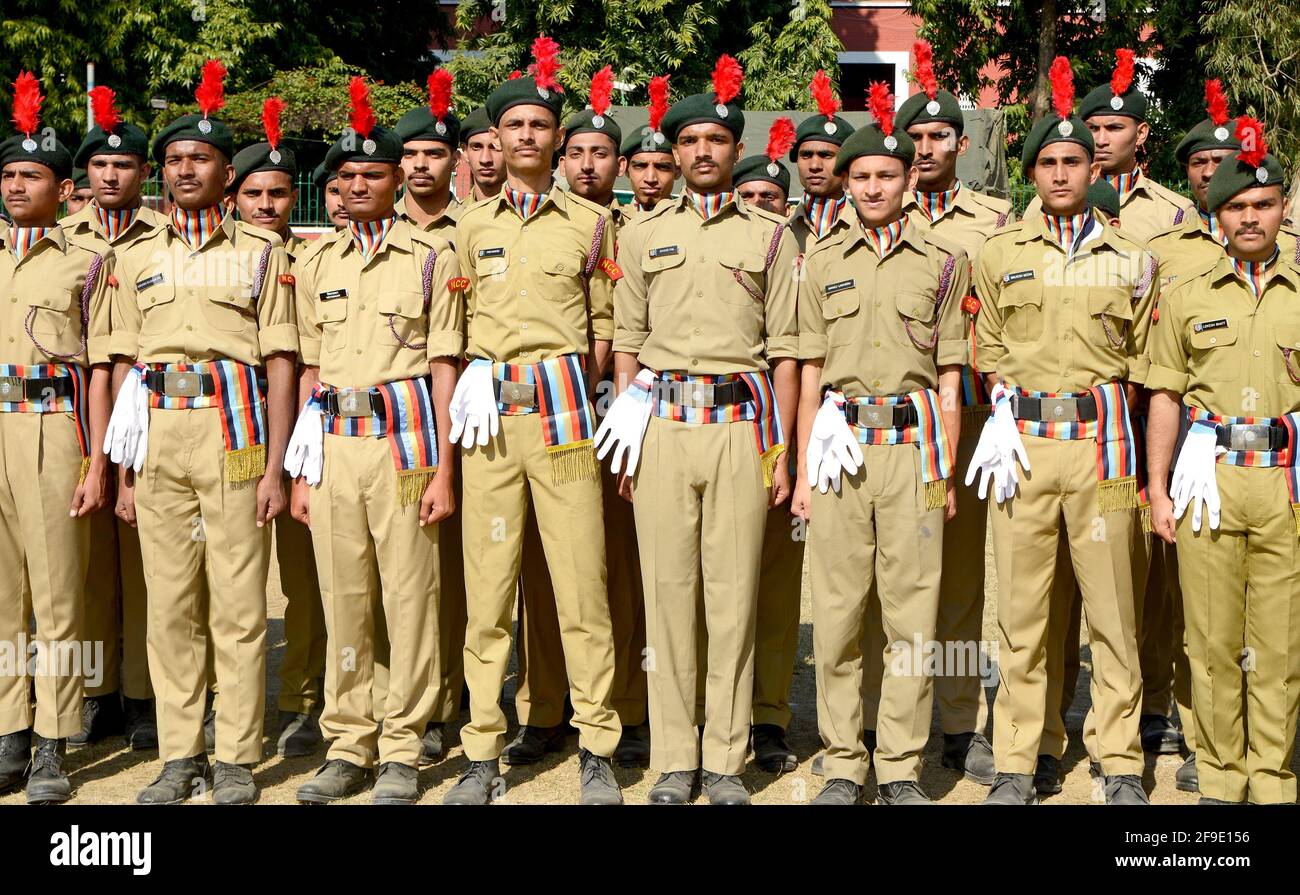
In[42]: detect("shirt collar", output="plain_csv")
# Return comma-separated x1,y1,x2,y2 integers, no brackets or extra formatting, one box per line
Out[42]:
4,223,66,260
495,182,565,220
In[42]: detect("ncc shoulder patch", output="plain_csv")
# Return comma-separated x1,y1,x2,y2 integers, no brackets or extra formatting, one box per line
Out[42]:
961,295,981,315
448,276,470,292
1002,269,1036,285
598,257,623,280
1193,318,1228,332
278,273,295,286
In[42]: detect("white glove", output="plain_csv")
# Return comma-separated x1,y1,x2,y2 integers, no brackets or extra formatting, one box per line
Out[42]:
285,399,324,486
964,383,1030,504
104,367,145,470
132,375,150,474
448,361,500,449
808,392,863,494
1170,421,1222,532
594,368,655,476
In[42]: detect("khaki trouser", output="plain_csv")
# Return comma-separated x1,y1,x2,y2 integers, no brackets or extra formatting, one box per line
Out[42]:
1041,530,1081,759
989,435,1143,777
275,509,326,715
460,413,619,761
84,501,153,700
1177,464,1300,803
633,415,768,776
0,412,88,739
812,442,944,786
135,408,269,765
430,467,466,724
309,433,439,768
753,501,804,730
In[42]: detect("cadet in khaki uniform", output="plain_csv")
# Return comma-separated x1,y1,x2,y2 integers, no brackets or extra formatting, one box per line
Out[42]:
973,58,1154,805
314,163,350,227
609,56,800,805
108,62,298,805
289,90,461,804
60,87,161,752
618,76,678,214
0,80,114,803
228,104,328,759
1146,137,1300,804
442,49,624,806
459,107,505,203
791,92,969,805
393,72,467,766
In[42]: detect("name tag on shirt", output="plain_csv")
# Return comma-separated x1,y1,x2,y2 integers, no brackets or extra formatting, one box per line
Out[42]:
135,273,165,291
319,289,348,302
1002,270,1035,285
649,245,679,259
825,279,855,295
477,247,505,258
1193,318,1228,333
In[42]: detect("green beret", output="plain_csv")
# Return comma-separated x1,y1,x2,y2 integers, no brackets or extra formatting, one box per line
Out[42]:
620,124,672,159
896,90,965,136
790,115,856,162
73,121,150,168
1079,82,1148,123
0,132,73,180
660,93,744,143
230,142,297,192
395,106,461,147
832,124,914,176
1021,114,1094,169
485,77,564,126
1206,152,1285,212
1087,178,1121,220
561,108,622,152
311,162,336,189
459,106,492,145
323,124,404,172
1175,117,1241,166
733,154,790,195
150,113,234,165
72,167,90,190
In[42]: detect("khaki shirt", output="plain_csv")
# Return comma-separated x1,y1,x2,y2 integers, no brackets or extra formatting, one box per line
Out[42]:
455,188,615,365
614,194,800,373
974,215,1159,392
1147,248,1300,418
109,214,298,366
296,220,462,388
61,203,168,252
0,226,114,368
799,219,969,397
397,194,462,245
786,195,855,256
903,187,1014,267
1148,215,1300,293
1025,172,1193,245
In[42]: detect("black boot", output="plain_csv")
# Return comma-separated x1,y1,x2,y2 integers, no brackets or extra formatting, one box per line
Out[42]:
751,724,797,773
941,731,995,785
68,693,124,746
122,698,158,751
25,736,71,804
0,729,31,791
137,754,212,804
501,724,566,766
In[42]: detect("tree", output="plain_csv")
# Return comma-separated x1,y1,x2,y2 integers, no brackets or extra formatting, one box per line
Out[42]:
737,0,843,110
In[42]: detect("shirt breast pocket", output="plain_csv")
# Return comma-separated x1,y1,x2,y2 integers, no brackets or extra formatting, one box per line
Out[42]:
719,251,766,307
1187,320,1238,383
318,295,349,354
1274,324,1300,385
135,277,176,335
201,286,256,333
474,253,509,298
1087,289,1134,349
644,249,687,318
539,252,584,303
822,285,862,347
995,280,1043,343
378,290,427,347
27,288,78,356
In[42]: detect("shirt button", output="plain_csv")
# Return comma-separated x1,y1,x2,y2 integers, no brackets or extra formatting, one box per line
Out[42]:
872,379,881,388
694,328,701,335
691,359,699,367
1209,337,1217,344
186,325,193,331
356,348,362,355
1063,333,1071,341
873,340,881,347
520,290,527,297
521,323,529,330
696,290,703,297
359,303,366,310
700,256,707,263
1063,296,1071,303
1254,350,1262,357
520,257,527,264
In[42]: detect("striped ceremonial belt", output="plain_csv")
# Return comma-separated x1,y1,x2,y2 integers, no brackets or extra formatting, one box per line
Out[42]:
845,388,954,510
651,370,785,487
1187,405,1300,536
1131,412,1152,533
311,376,439,506
1013,380,1137,513
485,353,597,485
959,365,990,427
0,362,90,479
137,360,267,483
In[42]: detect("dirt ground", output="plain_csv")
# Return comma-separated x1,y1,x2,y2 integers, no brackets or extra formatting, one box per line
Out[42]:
1,531,1215,806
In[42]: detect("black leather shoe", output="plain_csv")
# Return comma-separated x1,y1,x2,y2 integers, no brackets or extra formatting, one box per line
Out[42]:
1139,714,1184,754
1175,753,1199,793
983,772,1038,805
578,749,623,805
501,724,566,766
296,758,371,804
417,722,445,767
613,725,650,768
213,761,257,805
443,759,501,805
0,729,31,791
941,731,996,785
122,698,158,751
751,724,797,773
373,762,420,804
877,780,932,804
1104,774,1150,805
1034,754,1063,796
647,770,698,804
25,736,71,804
137,754,211,804
68,693,124,746
811,778,861,805
277,712,323,758
701,771,750,805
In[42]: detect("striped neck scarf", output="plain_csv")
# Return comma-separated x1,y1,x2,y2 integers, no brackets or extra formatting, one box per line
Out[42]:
503,186,547,221
170,205,225,252
913,182,961,224
1230,247,1280,300
1042,211,1093,255
686,190,735,221
1104,168,1141,203
92,203,141,244
9,226,56,261
1197,208,1225,246
861,217,907,260
803,193,848,239
348,215,397,262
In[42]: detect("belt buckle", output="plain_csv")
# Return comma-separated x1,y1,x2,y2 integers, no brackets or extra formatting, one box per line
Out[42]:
685,381,716,408
858,404,892,429
335,388,374,418
0,376,23,401
1229,424,1270,452
1040,397,1077,421
164,370,202,398
499,380,536,408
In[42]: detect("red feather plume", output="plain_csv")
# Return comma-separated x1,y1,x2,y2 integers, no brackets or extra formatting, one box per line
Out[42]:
529,35,563,92
508,70,522,80
12,71,42,137
261,96,285,149
766,117,796,163
1205,79,1230,127
1234,116,1267,168
647,75,670,133
1049,57,1074,120
195,59,226,118
867,82,894,135
913,40,938,101
1111,48,1135,97
428,68,453,121
88,85,121,134
589,65,613,117
809,70,839,120
711,54,743,105
349,76,376,138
